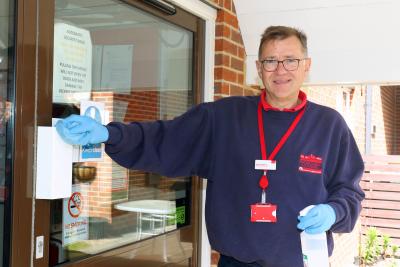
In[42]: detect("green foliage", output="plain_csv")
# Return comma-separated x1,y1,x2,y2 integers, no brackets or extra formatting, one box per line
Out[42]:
392,245,398,258
360,227,399,266
361,227,380,264
382,234,391,257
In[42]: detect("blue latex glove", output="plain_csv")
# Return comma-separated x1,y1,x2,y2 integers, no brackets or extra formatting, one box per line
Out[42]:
297,204,336,234
55,114,109,146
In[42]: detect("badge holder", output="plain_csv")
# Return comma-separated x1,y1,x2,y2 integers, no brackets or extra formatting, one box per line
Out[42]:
250,171,277,223
251,98,305,223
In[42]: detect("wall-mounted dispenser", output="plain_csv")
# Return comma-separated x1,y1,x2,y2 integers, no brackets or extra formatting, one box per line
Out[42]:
36,126,73,199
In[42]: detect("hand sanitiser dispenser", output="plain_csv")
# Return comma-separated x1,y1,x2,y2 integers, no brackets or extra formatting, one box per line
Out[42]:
299,205,329,267
36,126,73,199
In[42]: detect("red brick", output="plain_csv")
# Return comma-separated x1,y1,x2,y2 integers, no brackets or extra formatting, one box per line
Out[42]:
216,10,239,29
215,54,222,66
231,29,243,45
237,47,245,59
211,250,220,265
214,81,230,94
215,66,236,83
223,26,231,39
223,0,232,11
224,55,231,66
214,95,223,101
215,39,223,52
222,67,237,83
214,66,222,80
215,39,237,55
230,84,244,96
231,57,244,71
215,53,230,67
215,24,231,39
215,24,223,37
237,73,244,84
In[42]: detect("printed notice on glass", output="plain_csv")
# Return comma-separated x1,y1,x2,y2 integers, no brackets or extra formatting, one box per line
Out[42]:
79,101,106,162
92,44,133,94
53,22,92,103
62,183,89,246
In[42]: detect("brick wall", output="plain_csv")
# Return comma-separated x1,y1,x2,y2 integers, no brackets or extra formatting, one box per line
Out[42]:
303,86,366,154
303,85,399,157
212,0,259,100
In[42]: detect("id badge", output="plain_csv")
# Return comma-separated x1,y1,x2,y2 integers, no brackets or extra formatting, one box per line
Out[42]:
250,203,277,223
255,160,276,170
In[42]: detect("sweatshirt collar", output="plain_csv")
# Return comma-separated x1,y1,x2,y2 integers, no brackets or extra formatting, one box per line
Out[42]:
260,90,307,112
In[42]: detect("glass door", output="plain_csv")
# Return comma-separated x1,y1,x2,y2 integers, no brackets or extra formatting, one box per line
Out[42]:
38,1,204,266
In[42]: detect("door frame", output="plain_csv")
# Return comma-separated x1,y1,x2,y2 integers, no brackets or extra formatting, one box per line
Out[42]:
35,1,203,266
11,0,39,266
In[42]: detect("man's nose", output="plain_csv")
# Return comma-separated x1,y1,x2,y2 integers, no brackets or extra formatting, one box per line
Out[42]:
276,61,288,74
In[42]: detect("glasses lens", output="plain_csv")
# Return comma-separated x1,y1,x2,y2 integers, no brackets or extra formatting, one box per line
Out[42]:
283,59,299,71
262,60,278,71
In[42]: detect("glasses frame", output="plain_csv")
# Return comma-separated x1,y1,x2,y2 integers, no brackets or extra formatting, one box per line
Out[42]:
260,58,308,72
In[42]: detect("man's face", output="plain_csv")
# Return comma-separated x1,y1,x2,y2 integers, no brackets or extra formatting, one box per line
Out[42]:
256,36,311,104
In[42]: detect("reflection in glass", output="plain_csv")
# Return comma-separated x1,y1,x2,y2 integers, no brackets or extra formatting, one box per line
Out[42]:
0,0,14,266
50,0,194,265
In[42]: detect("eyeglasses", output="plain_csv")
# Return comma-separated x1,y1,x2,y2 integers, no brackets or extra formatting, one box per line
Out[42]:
260,58,307,72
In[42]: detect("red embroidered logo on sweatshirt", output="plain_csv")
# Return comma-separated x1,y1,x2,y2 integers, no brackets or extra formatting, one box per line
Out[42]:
299,154,322,174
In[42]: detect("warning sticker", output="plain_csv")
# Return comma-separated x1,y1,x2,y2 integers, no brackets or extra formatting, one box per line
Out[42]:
63,184,89,246
68,192,83,218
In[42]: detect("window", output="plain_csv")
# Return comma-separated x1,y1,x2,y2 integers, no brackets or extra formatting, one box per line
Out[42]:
337,87,354,130
50,1,194,264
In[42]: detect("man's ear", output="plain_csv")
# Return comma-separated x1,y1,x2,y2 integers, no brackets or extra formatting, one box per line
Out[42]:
256,60,263,79
305,58,311,72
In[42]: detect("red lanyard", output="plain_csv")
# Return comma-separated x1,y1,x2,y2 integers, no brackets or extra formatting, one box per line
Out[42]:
257,100,306,190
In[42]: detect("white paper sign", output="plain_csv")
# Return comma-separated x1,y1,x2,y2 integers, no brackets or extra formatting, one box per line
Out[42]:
62,183,89,246
53,23,92,103
100,45,133,93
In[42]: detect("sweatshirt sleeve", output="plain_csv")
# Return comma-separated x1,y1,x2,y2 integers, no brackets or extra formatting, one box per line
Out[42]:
326,125,365,233
104,102,215,178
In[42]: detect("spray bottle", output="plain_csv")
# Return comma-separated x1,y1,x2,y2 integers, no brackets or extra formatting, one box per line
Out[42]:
299,205,329,267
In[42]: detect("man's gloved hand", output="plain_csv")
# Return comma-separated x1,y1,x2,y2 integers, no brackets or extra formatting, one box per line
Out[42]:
297,204,336,234
55,114,109,146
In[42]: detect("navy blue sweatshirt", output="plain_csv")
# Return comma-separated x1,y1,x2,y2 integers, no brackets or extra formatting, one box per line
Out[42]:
105,92,365,267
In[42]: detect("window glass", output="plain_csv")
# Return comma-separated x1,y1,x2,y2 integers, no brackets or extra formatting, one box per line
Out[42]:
50,0,194,265
0,0,13,266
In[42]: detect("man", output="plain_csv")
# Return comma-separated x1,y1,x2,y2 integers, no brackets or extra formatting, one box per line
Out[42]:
56,26,365,267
